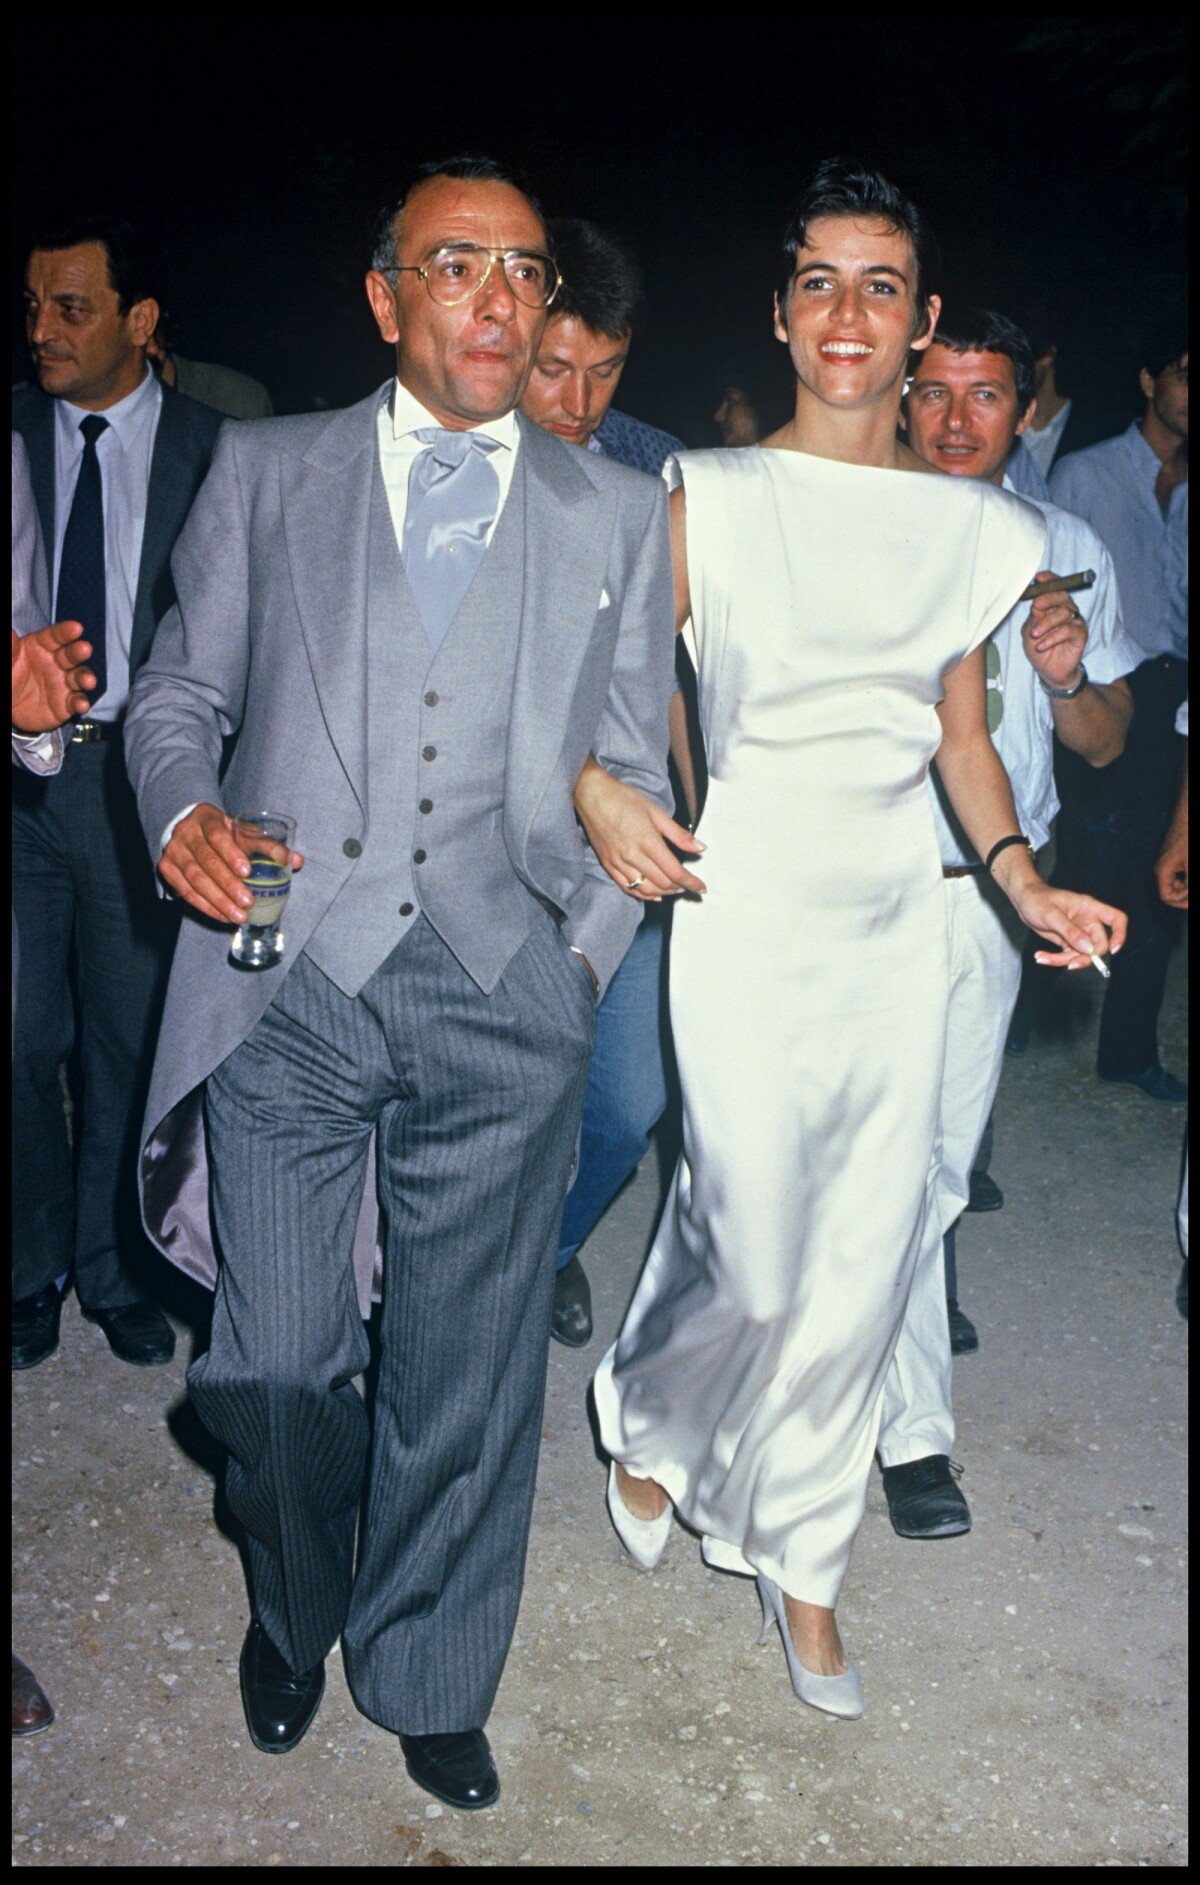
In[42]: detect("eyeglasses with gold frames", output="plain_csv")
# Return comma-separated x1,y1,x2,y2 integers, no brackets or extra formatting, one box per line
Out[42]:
384,243,561,310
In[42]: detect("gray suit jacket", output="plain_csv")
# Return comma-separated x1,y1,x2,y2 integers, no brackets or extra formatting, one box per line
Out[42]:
124,385,674,1302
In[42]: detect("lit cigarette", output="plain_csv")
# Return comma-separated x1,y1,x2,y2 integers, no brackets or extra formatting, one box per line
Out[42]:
1088,950,1111,980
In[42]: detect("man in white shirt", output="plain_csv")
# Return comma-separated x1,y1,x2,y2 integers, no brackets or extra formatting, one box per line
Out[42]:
1047,326,1188,1101
12,218,223,1371
876,307,1138,1540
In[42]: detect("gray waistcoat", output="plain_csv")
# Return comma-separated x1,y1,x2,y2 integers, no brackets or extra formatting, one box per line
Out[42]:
303,452,535,997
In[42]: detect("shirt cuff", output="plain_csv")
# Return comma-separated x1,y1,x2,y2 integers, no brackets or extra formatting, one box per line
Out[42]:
161,803,200,856
11,728,64,770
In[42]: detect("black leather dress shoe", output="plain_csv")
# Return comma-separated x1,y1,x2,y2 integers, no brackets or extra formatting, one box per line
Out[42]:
400,1729,500,1810
551,1256,593,1348
12,1655,54,1736
947,1299,980,1355
83,1302,176,1366
882,1455,971,1539
1099,1065,1188,1104
966,1170,1004,1213
11,1286,63,1371
239,1620,325,1754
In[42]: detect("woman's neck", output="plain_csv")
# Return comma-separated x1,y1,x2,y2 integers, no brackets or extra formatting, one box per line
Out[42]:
766,385,907,469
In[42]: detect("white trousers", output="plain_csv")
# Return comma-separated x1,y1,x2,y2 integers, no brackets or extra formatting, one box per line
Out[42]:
877,873,1024,1466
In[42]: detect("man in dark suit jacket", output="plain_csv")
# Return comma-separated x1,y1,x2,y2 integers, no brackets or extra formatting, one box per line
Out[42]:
12,217,224,1371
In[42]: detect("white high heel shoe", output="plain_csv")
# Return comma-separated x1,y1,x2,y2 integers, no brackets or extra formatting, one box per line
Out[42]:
606,1464,671,1569
756,1575,864,1719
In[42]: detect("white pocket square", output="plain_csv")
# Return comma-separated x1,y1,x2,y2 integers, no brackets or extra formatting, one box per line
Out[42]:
598,586,612,610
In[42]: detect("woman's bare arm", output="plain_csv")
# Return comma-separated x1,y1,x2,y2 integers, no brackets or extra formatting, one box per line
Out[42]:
935,646,1126,966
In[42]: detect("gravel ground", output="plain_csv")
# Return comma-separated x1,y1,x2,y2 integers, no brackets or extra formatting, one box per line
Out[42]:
12,942,1188,1868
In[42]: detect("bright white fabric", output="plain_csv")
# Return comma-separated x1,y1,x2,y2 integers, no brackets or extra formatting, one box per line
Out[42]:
928,481,1141,863
51,365,162,720
593,446,1044,1606
378,378,517,551
877,873,1024,1464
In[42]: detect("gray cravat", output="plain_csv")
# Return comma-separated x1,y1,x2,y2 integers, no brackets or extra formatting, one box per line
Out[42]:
401,428,503,650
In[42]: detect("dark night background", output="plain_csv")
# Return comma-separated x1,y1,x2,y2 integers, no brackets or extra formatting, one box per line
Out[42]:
11,19,1188,442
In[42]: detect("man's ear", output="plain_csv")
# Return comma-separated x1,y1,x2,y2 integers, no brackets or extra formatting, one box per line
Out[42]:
1138,366,1156,403
128,296,160,351
365,270,400,346
1014,396,1037,438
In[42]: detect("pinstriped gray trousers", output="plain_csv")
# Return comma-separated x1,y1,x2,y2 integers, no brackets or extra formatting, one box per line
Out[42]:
188,912,595,1734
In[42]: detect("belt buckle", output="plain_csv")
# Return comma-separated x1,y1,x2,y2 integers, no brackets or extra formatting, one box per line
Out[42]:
70,721,101,745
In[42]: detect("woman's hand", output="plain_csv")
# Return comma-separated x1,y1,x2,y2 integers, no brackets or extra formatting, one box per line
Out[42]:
1013,880,1128,970
574,757,706,899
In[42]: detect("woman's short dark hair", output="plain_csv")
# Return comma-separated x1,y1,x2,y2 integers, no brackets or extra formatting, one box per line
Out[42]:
544,219,644,339
371,155,543,272
777,158,941,337
923,304,1037,413
26,215,154,313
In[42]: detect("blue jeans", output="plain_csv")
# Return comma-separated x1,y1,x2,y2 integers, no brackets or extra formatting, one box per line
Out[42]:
557,909,668,1268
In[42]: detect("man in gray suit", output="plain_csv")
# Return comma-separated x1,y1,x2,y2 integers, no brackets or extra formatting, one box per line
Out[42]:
124,156,673,1810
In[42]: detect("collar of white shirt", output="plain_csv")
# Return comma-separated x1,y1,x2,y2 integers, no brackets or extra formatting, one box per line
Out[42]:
386,377,518,455
56,363,161,455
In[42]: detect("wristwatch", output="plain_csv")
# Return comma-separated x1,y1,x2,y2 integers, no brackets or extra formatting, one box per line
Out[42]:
1039,663,1089,700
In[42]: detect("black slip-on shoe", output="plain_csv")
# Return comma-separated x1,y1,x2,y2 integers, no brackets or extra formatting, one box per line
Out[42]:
551,1255,593,1349
882,1455,971,1539
1099,1065,1188,1104
947,1299,980,1355
400,1729,500,1811
12,1285,63,1371
239,1620,325,1754
966,1170,1004,1213
83,1301,176,1366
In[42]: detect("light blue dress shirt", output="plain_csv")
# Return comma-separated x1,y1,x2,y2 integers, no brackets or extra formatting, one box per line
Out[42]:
51,366,164,719
928,478,1141,863
1049,422,1188,662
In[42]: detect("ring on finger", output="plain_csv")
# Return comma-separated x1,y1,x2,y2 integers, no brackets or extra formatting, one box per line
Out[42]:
626,875,646,891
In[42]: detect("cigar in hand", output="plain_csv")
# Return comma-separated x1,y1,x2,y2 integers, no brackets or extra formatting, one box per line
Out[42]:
1018,569,1096,603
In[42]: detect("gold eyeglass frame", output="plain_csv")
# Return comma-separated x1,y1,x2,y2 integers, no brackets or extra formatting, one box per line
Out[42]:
384,243,562,310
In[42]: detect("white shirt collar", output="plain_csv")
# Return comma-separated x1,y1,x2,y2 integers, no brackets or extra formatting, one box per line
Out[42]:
57,363,160,454
387,376,517,453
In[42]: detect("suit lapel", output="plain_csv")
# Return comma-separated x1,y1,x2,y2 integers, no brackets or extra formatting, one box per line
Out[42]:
131,388,205,669
281,389,384,807
506,415,615,864
19,395,56,580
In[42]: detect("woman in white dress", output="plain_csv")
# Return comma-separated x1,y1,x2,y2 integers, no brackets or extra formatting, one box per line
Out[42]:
576,162,1125,1719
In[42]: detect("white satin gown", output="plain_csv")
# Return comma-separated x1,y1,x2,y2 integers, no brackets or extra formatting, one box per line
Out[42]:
594,447,1044,1607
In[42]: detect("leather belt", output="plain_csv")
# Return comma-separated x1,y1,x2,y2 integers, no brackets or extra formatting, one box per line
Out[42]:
942,864,983,879
70,721,119,744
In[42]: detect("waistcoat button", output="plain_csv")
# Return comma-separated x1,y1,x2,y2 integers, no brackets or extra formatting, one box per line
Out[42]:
419,798,433,814
342,838,362,858
399,902,414,917
422,745,437,761
424,692,439,707
413,849,427,865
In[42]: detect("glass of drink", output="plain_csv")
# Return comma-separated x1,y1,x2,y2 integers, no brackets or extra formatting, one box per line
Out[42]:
228,812,296,970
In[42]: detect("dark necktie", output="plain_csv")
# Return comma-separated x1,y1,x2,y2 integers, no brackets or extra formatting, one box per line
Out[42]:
55,414,110,704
